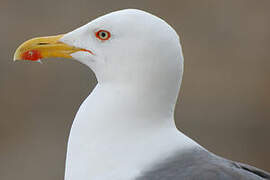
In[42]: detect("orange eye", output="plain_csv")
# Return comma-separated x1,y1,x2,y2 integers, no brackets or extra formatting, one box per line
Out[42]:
95,30,111,41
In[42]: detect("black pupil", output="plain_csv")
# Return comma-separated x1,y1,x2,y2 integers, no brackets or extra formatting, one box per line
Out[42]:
100,32,106,38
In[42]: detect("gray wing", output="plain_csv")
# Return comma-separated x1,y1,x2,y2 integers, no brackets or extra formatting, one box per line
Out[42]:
136,148,270,180
234,162,270,179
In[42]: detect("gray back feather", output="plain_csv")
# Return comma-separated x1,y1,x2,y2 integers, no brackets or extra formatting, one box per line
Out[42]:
136,147,270,180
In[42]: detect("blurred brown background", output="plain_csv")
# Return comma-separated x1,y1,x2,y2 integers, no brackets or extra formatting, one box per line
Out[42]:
0,0,269,179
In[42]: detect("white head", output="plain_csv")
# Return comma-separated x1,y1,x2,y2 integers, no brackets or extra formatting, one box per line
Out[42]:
61,9,183,84
14,9,184,117
63,9,183,108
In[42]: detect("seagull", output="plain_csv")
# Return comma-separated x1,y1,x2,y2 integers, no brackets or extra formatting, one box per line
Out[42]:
14,9,270,180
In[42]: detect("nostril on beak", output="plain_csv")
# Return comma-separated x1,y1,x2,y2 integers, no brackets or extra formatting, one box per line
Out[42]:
37,42,49,45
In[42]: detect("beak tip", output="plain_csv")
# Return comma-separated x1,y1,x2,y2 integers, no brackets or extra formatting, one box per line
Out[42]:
13,50,21,61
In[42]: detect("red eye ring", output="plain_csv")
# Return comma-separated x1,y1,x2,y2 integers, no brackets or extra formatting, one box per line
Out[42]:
95,30,111,41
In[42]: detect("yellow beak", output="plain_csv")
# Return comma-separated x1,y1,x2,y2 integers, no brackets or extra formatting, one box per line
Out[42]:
13,34,93,61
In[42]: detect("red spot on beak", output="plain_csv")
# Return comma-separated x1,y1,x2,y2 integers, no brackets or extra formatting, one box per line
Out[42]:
21,50,42,61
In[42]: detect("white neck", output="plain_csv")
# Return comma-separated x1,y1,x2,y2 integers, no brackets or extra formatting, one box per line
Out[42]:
64,83,199,180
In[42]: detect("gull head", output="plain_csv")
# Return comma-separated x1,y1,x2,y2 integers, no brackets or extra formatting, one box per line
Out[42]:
14,9,183,99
